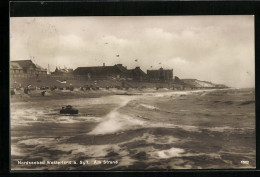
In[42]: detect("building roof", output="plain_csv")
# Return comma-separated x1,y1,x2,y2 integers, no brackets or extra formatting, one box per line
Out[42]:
73,64,148,80
54,67,73,73
73,64,129,75
115,64,129,73
10,62,23,70
10,60,46,72
11,60,36,69
35,64,47,71
147,68,173,72
129,67,147,77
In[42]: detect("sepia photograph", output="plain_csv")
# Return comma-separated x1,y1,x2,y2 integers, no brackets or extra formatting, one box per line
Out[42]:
10,16,255,170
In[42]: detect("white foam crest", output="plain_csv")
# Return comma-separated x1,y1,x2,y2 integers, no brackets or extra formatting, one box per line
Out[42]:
143,121,201,133
119,133,179,145
50,115,99,124
88,111,145,135
108,156,137,169
203,126,250,133
11,108,46,126
145,134,179,144
53,143,130,160
88,95,144,135
89,110,201,135
142,89,218,99
151,147,185,159
18,138,56,146
11,145,24,156
139,104,160,110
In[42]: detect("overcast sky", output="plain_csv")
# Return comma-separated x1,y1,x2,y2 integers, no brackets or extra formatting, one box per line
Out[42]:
10,16,254,88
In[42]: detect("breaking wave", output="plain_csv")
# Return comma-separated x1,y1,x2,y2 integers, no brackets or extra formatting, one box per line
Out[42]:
88,111,145,135
88,95,144,135
139,104,160,110
152,147,185,159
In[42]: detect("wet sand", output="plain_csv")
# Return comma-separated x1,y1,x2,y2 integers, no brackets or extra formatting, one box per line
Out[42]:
10,88,255,170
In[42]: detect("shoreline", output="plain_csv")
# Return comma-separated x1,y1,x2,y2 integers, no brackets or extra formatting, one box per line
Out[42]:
10,87,248,103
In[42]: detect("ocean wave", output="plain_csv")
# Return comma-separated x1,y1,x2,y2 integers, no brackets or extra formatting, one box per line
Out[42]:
139,104,160,110
88,111,145,135
151,147,185,159
88,95,144,135
240,100,255,105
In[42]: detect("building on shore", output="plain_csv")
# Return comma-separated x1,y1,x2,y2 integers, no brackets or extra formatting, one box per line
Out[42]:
147,68,173,82
51,67,74,80
73,64,146,81
128,67,147,81
52,67,73,75
10,60,175,86
10,60,47,78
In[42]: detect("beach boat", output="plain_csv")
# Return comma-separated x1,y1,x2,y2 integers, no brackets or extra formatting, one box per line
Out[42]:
60,105,79,114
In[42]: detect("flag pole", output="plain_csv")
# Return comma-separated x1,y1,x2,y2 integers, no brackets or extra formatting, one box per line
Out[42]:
116,54,120,64
134,59,138,67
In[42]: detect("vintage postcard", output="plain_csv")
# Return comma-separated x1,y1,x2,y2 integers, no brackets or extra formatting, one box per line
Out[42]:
10,16,255,170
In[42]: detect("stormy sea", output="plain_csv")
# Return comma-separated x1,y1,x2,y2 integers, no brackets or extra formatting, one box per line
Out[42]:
11,88,255,170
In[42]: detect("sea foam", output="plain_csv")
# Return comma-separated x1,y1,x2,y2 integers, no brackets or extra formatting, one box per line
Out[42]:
88,96,144,135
